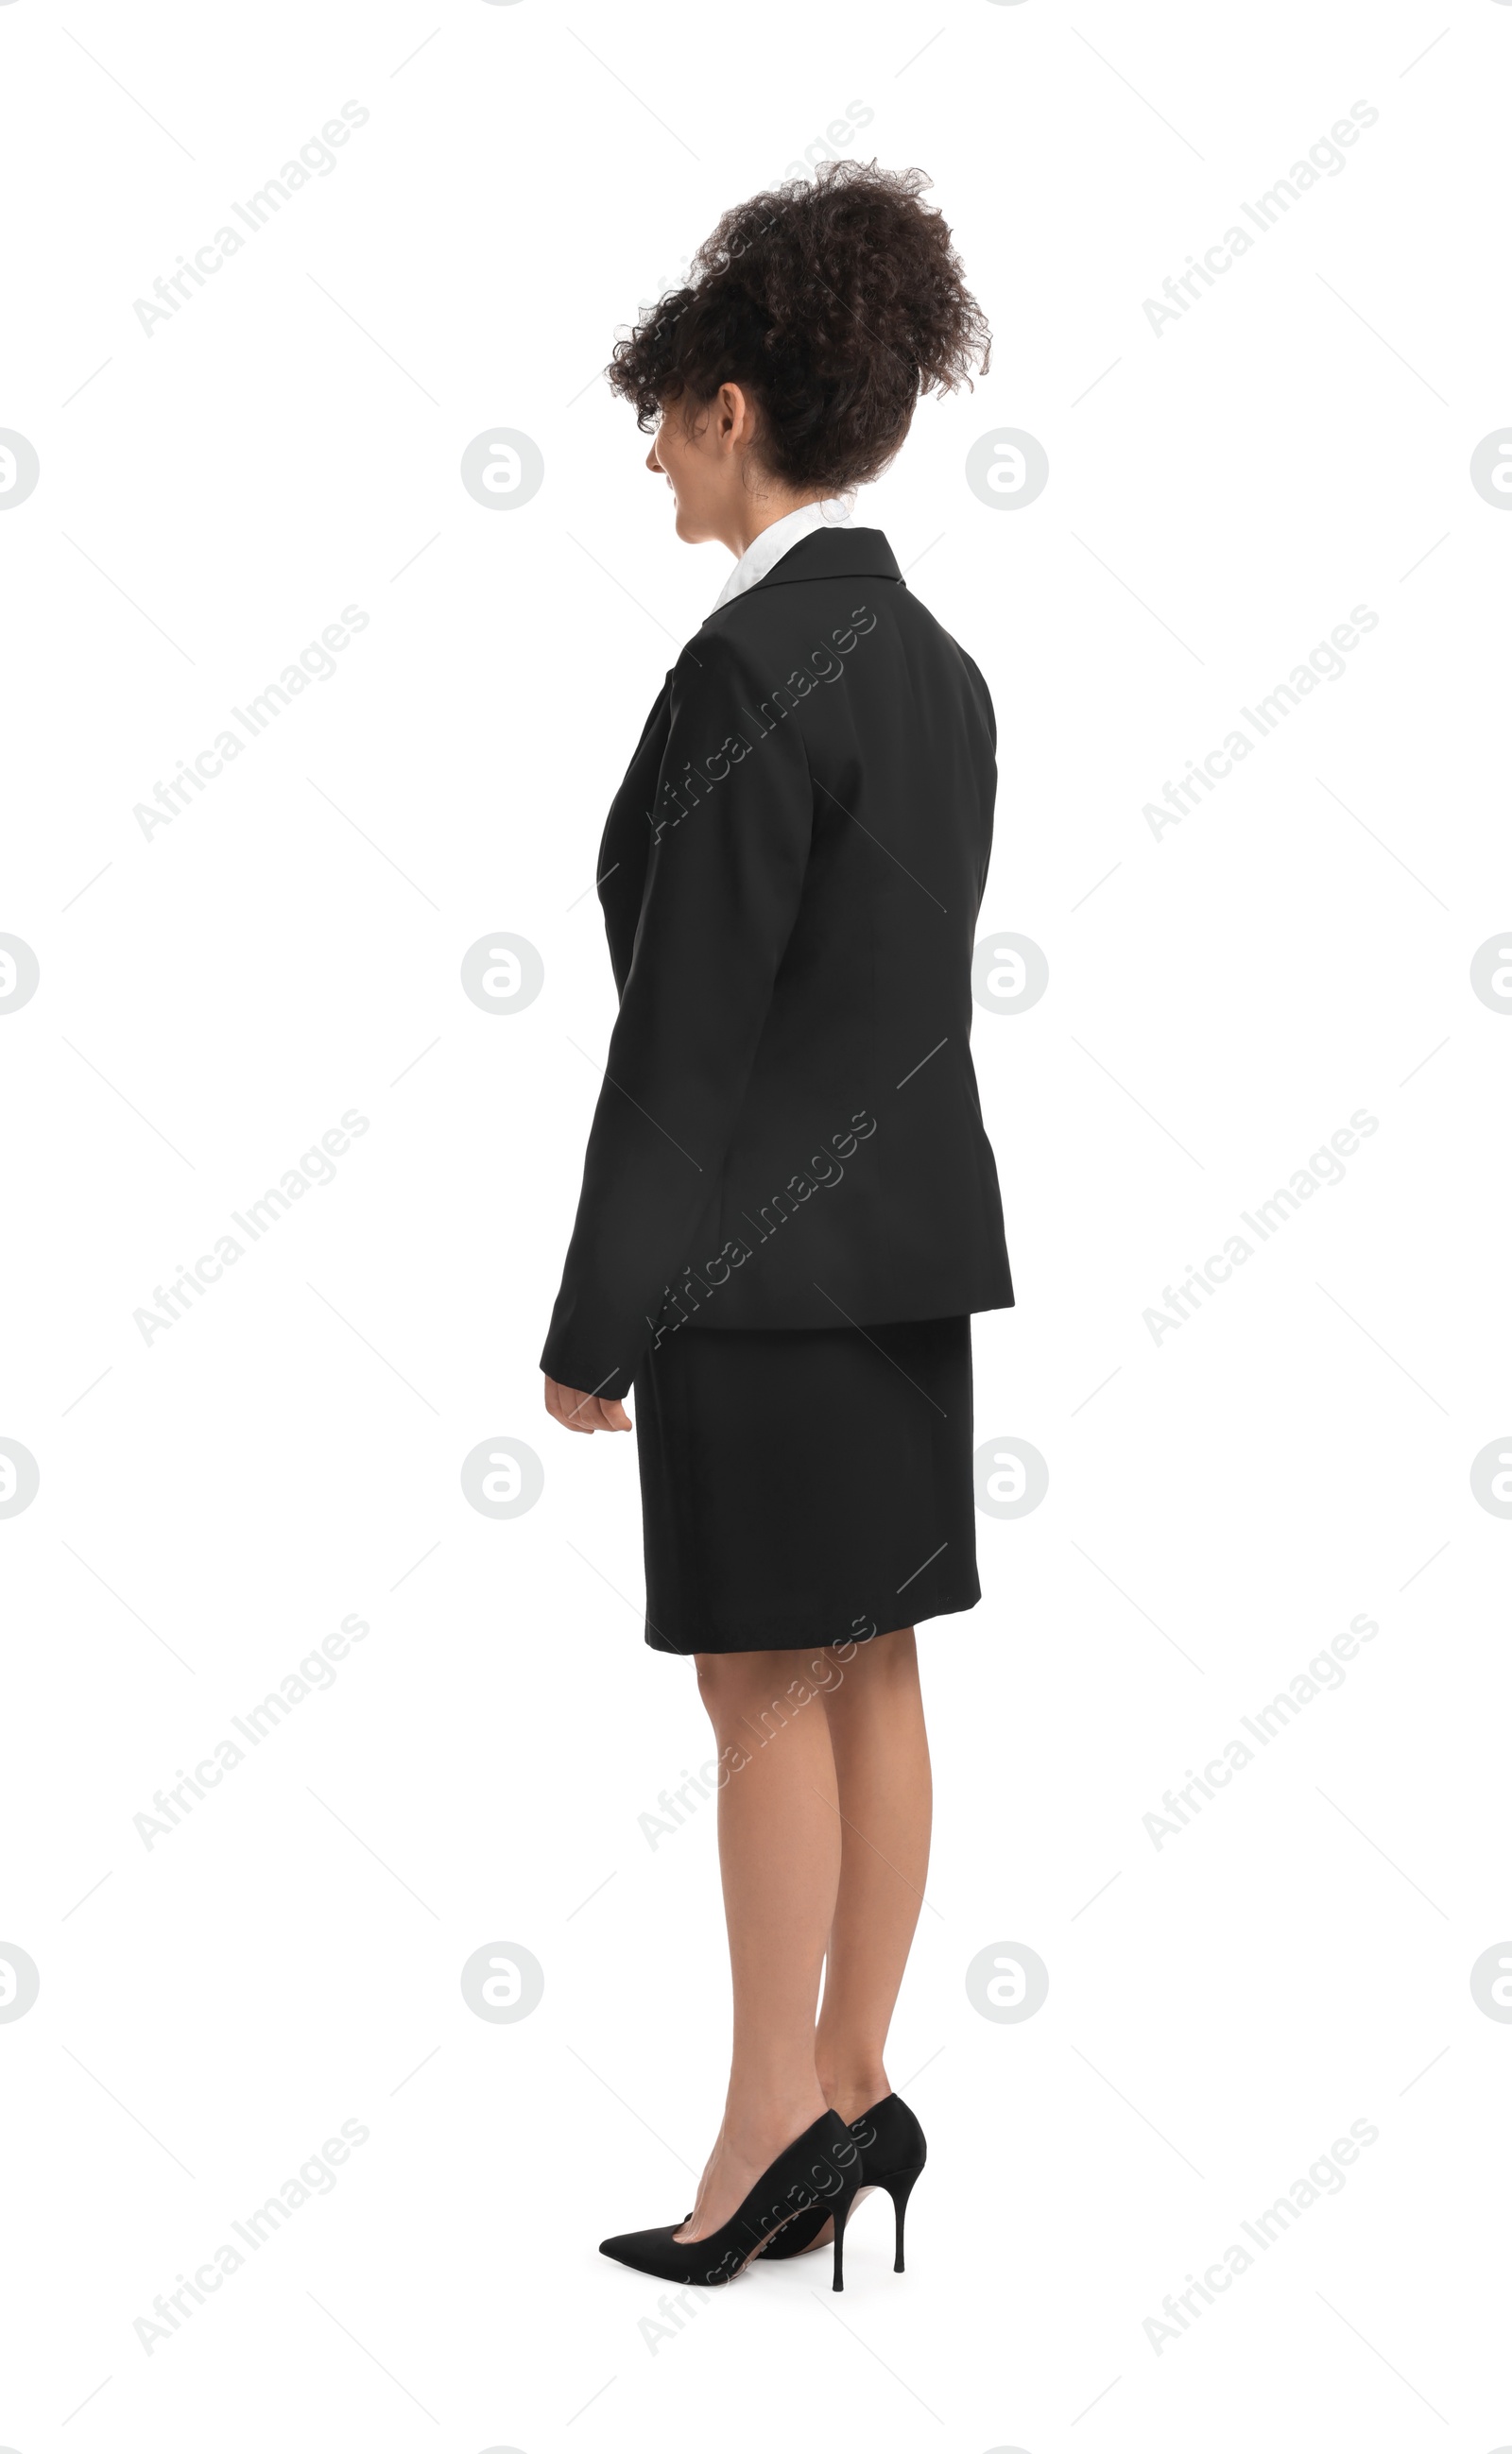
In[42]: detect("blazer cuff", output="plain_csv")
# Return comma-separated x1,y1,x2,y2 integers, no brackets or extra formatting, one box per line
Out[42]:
538,1341,635,1405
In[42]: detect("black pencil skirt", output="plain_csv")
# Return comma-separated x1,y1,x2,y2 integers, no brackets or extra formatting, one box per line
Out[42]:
632,1316,979,1656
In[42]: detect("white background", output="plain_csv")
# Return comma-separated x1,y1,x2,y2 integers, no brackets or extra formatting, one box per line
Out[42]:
3,0,1510,2446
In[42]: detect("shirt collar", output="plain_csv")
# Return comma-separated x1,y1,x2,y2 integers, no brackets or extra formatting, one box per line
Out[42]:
711,498,850,612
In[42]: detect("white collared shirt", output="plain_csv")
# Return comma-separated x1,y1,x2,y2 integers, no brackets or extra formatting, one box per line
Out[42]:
711,498,850,612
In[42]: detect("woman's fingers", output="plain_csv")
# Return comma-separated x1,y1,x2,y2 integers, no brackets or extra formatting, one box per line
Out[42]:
576,1390,631,1431
543,1376,632,1433
543,1377,588,1433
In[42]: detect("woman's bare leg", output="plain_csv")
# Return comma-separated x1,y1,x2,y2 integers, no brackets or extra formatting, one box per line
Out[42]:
816,1626,932,2123
675,1647,841,2240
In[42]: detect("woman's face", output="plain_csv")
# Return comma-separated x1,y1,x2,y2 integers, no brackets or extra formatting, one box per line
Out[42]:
646,384,755,543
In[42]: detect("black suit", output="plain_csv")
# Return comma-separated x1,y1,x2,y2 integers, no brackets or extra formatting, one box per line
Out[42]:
541,524,1013,1403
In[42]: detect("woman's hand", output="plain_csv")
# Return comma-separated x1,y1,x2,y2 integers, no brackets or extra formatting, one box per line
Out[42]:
543,1375,632,1434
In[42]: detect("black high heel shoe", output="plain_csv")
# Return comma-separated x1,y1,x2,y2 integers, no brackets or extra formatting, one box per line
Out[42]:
759,2093,925,2272
599,2110,864,2291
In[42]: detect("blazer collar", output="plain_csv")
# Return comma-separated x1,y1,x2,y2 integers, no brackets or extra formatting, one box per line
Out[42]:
706,525,902,617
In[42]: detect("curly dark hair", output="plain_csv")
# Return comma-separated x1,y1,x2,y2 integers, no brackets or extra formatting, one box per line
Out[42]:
607,162,991,494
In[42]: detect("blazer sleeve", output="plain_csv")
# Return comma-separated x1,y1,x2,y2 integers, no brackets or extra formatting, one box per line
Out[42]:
959,644,997,752
540,631,814,1399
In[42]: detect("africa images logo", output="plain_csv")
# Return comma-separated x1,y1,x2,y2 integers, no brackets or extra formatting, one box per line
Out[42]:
132,103,370,336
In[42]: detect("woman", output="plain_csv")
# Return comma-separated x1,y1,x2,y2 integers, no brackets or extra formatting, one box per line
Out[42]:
540,163,1013,2291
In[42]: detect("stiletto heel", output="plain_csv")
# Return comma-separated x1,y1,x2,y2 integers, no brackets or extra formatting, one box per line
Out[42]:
760,2092,928,2272
831,2171,860,2291
885,2164,923,2272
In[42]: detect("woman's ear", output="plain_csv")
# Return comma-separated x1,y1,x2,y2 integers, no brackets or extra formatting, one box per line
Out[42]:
716,382,755,454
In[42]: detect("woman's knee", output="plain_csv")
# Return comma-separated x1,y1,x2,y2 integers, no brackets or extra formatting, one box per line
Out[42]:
693,1648,831,1742
820,1625,919,1711
695,1648,789,1711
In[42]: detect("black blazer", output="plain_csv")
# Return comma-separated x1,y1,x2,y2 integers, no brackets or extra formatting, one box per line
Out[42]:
540,524,1014,1400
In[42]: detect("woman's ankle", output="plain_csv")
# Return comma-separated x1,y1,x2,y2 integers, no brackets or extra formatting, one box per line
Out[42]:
719,2085,830,2165
816,2065,889,2125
